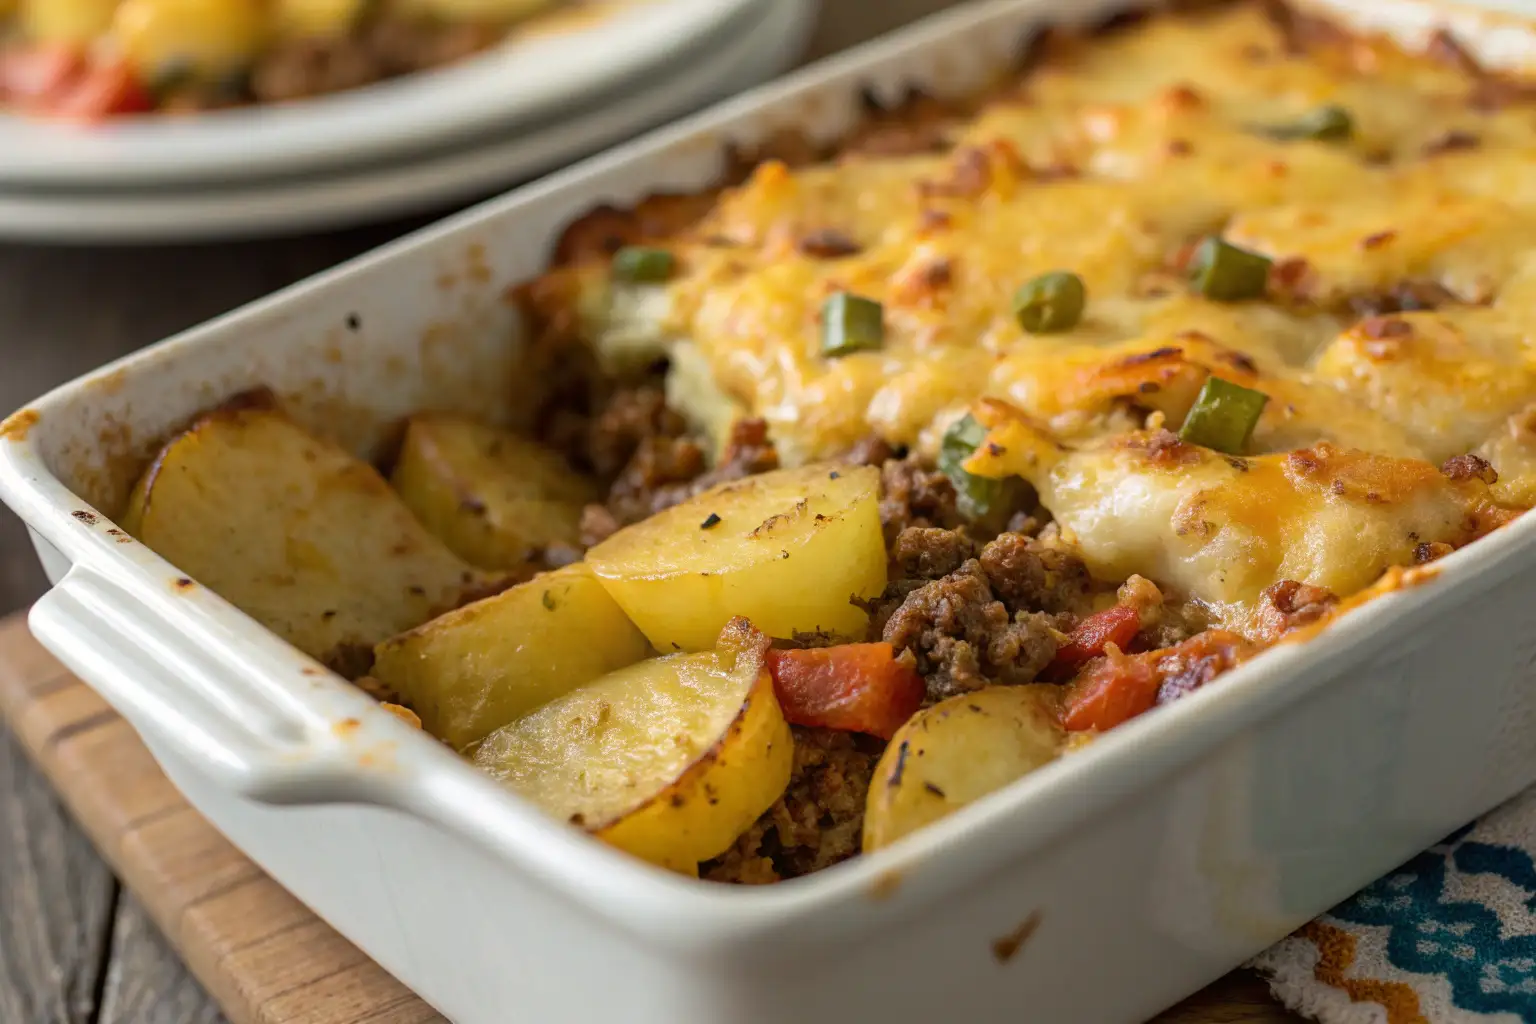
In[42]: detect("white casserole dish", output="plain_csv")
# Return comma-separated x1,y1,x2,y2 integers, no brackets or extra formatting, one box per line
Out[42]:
3,2,1536,1021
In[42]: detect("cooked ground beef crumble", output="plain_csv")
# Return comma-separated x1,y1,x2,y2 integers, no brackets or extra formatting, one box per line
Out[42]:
702,728,880,884
536,383,1244,882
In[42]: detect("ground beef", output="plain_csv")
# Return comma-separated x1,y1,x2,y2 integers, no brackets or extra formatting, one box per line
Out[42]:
605,436,708,524
602,418,779,529
702,728,879,884
858,525,976,636
586,385,691,479
977,532,1091,615
891,526,979,579
250,36,385,103
1252,579,1338,640
881,560,1060,702
250,17,500,105
697,418,781,488
878,455,965,542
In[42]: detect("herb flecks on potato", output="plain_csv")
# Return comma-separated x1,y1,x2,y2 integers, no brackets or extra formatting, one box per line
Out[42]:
373,563,651,750
122,396,492,677
473,618,793,876
585,463,887,653
863,685,1065,853
391,413,596,571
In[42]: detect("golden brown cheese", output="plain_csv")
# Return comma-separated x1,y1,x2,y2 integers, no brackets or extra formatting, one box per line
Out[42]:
960,412,1502,625
574,4,1536,463
536,0,1536,624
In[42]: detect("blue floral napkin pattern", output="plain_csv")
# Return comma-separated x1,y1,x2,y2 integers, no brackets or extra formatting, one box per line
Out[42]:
1252,788,1536,1023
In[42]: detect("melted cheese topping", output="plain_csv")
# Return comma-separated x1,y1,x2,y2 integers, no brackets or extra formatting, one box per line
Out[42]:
539,1,1536,622
961,412,1502,623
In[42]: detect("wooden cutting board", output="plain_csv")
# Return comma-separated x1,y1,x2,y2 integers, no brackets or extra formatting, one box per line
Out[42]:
0,611,1300,1024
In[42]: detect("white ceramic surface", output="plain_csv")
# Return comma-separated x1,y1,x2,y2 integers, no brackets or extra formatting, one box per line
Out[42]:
0,0,812,243
2,2,1534,1023
0,0,760,189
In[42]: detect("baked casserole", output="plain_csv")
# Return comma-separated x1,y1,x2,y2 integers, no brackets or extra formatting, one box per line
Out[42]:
0,0,566,117
118,0,1536,883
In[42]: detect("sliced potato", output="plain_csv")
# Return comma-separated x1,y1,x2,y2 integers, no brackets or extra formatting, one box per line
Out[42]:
122,398,490,675
390,413,595,570
372,563,652,750
585,464,886,652
863,685,1066,853
114,0,268,80
21,0,118,44
473,618,792,874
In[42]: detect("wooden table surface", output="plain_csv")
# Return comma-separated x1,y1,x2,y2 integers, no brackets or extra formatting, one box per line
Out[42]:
0,4,1303,1022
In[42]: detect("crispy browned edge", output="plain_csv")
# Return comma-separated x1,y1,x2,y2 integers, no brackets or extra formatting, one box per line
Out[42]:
581,617,775,834
505,0,1536,462
129,387,281,529
513,0,1532,284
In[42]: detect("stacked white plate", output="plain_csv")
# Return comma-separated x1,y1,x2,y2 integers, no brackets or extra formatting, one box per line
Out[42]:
0,0,817,243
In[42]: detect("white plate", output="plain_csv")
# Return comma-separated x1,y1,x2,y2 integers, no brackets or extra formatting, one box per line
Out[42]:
0,0,813,243
0,0,761,189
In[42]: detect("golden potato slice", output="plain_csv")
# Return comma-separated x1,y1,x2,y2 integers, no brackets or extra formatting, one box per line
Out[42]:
21,0,117,44
114,0,269,80
473,619,792,874
390,414,596,571
584,464,886,652
122,398,491,676
372,564,652,750
863,685,1065,853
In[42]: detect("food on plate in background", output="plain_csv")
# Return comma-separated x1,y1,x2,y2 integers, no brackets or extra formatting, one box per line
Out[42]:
0,0,564,119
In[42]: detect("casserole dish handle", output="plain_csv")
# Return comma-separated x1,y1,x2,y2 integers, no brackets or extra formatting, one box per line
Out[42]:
29,565,378,806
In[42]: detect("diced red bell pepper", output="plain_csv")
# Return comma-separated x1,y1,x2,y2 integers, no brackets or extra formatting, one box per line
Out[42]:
1049,604,1141,676
766,643,924,740
1061,651,1160,732
0,44,85,105
50,60,153,121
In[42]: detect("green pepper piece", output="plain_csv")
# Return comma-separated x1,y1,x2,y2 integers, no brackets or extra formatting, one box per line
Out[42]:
1188,238,1272,302
821,292,884,357
1262,104,1354,143
1013,271,1087,334
611,247,676,284
937,414,1008,521
1178,376,1270,454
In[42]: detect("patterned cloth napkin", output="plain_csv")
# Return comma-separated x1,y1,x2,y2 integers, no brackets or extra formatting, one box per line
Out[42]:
1251,788,1536,1023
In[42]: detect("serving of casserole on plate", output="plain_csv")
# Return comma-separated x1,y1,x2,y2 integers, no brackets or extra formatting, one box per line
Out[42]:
3,0,1536,1021
0,0,583,118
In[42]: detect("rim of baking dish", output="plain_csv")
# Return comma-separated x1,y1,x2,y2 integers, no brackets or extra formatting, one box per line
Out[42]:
1,0,1533,959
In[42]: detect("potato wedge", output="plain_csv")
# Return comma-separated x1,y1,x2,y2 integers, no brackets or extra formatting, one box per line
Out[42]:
372,563,652,750
21,0,117,44
122,398,491,676
584,464,886,652
863,685,1065,853
473,619,792,874
390,414,597,570
114,0,269,81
